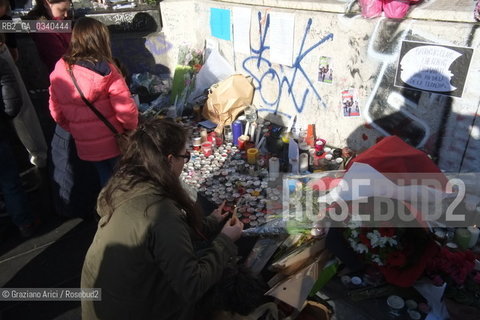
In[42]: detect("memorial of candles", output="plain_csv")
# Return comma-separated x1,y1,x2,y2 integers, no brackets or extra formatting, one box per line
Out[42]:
180,110,349,230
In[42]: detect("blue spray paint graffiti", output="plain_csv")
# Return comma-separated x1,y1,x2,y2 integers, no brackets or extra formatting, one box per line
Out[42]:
243,13,334,116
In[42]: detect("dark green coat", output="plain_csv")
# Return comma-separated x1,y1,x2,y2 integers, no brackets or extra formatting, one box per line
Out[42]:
81,182,237,320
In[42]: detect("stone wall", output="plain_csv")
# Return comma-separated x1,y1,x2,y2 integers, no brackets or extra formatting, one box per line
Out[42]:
160,0,480,172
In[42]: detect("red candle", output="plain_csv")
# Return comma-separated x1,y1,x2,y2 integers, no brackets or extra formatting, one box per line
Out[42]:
201,142,213,157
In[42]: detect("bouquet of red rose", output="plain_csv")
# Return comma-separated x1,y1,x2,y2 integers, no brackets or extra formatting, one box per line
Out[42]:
345,225,438,287
425,247,480,310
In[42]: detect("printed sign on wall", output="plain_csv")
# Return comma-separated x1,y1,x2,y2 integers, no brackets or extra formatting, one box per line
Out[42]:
395,41,473,98
341,89,360,117
318,56,333,84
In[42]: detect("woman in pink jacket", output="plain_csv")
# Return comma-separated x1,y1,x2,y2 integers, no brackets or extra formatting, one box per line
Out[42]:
49,17,138,186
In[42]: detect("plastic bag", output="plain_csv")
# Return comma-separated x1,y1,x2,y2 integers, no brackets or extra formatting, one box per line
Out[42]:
241,217,287,237
131,72,170,95
359,0,417,20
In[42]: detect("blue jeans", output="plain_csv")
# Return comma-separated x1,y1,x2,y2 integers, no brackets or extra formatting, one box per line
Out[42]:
0,139,33,227
92,157,119,187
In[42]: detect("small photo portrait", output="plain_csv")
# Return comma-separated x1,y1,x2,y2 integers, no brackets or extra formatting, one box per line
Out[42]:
318,56,333,84
341,89,360,117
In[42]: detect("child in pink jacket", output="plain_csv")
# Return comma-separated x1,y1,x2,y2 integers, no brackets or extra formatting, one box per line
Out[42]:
49,17,138,186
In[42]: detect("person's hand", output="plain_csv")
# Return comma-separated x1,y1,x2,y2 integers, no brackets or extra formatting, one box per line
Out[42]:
221,216,244,242
211,200,228,223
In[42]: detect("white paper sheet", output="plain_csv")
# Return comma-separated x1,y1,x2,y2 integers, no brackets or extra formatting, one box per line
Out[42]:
204,38,218,62
269,12,295,66
232,7,251,54
414,281,450,320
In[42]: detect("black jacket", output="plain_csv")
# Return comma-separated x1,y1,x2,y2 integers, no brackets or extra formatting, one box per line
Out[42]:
0,54,22,140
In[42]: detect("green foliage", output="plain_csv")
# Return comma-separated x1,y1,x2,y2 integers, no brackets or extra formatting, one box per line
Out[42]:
144,0,159,6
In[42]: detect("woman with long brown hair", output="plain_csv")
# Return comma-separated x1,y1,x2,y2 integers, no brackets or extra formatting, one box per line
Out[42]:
49,17,138,186
81,118,243,319
28,1,101,219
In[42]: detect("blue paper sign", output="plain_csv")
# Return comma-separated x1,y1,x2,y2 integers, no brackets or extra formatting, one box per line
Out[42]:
210,8,231,41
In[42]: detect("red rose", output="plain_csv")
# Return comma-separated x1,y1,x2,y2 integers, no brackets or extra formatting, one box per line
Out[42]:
359,233,370,247
386,251,407,267
379,228,395,238
431,275,445,286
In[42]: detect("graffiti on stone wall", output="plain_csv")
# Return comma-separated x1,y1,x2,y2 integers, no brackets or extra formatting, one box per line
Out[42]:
360,18,479,172
242,13,333,117
145,35,173,56
89,11,160,33
361,19,439,151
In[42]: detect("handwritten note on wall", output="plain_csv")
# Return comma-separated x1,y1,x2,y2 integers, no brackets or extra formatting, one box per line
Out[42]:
395,41,473,98
210,8,231,41
232,7,251,54
269,12,295,67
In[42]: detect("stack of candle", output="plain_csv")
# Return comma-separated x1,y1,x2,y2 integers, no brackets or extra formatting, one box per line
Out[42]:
181,137,282,229
179,117,353,228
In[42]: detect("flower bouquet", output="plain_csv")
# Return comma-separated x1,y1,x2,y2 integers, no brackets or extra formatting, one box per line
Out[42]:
177,45,203,72
425,246,480,315
171,45,204,107
344,224,438,287
345,225,404,267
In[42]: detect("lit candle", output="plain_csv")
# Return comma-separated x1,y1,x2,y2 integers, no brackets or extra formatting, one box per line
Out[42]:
299,153,309,173
468,225,480,248
249,122,257,139
269,157,280,179
247,148,259,165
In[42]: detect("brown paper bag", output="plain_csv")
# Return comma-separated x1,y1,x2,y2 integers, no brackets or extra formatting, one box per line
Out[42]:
202,74,254,134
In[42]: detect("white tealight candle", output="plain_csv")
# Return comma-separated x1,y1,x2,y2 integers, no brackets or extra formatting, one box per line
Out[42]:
351,276,362,286
387,295,405,311
468,225,480,248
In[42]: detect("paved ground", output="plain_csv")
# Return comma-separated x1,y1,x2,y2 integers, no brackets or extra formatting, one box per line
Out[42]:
0,176,96,320
0,90,95,320
0,92,410,320
0,172,413,320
